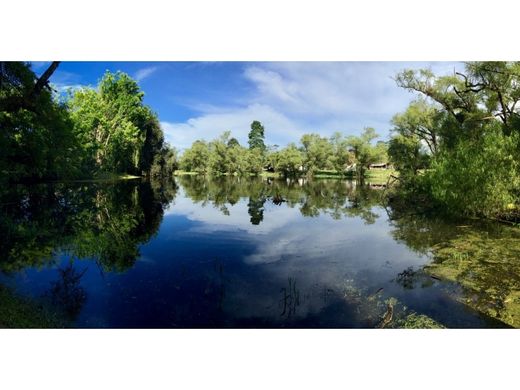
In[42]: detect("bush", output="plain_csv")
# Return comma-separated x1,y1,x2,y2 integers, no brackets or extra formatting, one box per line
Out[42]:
424,128,520,218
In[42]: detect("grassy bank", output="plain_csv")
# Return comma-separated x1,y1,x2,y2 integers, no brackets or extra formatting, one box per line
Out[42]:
174,170,281,178
174,169,396,182
173,170,200,176
0,285,66,328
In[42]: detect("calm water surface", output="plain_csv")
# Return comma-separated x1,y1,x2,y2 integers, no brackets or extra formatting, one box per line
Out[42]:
1,177,519,328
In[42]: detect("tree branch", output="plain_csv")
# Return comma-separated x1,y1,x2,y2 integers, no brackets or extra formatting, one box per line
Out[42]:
33,61,60,95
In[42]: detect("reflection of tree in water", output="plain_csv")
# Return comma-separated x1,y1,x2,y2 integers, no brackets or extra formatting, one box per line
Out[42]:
46,263,87,320
395,267,435,290
178,176,385,225
247,197,266,225
0,179,177,273
279,277,300,319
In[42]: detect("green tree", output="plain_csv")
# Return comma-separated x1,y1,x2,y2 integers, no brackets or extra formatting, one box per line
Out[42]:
179,140,210,173
68,71,163,175
391,98,442,155
300,133,334,174
272,143,304,177
151,144,178,178
0,62,79,181
392,62,520,219
208,131,232,174
346,127,381,179
388,134,428,179
248,120,266,152
328,132,353,173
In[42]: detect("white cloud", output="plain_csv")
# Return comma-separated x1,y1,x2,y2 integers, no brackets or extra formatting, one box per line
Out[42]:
134,66,159,82
52,82,88,93
162,62,464,150
161,103,302,151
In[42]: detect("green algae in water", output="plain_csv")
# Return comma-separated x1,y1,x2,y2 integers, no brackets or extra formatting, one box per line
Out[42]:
425,228,520,328
394,312,445,329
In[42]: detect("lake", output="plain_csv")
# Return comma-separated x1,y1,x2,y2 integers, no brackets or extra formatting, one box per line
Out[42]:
1,176,520,328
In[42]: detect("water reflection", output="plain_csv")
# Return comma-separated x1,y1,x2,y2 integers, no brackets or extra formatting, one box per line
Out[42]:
1,176,519,328
45,263,88,320
178,175,383,224
0,179,177,273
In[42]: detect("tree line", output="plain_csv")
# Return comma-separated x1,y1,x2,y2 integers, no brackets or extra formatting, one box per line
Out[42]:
179,121,389,179
387,62,520,221
3,61,518,221
0,62,177,182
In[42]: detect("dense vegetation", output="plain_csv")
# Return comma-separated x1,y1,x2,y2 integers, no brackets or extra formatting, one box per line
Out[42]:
387,62,520,221
179,123,388,179
2,60,520,222
0,62,176,182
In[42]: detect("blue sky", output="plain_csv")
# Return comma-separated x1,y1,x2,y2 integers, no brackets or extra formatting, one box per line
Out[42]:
32,61,462,151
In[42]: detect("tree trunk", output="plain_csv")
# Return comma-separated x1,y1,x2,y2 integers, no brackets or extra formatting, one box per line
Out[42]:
33,61,61,95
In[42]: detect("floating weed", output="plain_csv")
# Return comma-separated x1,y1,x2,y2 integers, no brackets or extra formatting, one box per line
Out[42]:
394,312,445,329
425,228,520,327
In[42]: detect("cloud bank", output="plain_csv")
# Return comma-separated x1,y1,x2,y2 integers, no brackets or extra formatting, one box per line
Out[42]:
162,62,462,151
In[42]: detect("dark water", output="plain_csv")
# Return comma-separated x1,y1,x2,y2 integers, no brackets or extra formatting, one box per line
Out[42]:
1,176,519,328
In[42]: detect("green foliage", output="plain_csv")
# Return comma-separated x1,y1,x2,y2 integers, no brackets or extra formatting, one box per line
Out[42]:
300,133,334,174
328,132,353,172
0,62,80,181
391,62,520,220
388,134,429,179
68,71,164,175
271,143,304,177
248,120,266,152
1,63,168,182
346,127,385,179
181,131,266,177
150,145,178,178
179,127,390,180
424,128,520,218
179,140,210,173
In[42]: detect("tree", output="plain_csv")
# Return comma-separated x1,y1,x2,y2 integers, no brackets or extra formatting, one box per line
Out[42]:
392,62,520,219
346,127,381,179
179,140,210,173
328,131,353,172
68,71,163,175
248,120,266,152
388,135,429,179
272,143,304,178
227,137,240,148
208,131,232,174
391,98,442,155
151,145,178,178
33,62,61,96
0,61,79,181
300,133,334,174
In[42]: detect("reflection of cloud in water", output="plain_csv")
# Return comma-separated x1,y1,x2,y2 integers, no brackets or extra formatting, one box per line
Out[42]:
152,184,436,326
166,189,430,274
165,188,301,234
